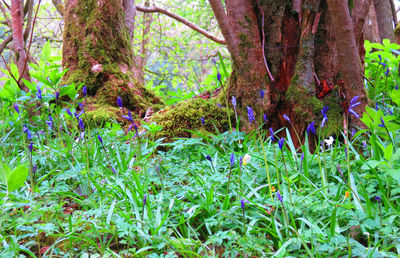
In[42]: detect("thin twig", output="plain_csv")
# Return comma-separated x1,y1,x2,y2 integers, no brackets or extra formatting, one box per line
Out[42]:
256,0,275,82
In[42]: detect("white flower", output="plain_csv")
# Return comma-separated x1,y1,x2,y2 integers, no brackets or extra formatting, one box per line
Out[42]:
324,136,334,147
242,154,251,165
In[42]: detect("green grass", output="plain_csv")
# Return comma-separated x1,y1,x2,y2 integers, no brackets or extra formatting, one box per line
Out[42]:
0,41,400,257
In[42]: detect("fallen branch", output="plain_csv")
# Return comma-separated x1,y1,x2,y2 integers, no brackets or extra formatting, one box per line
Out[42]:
136,5,226,45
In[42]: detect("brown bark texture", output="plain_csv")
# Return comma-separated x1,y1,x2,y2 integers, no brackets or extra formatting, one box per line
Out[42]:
373,0,395,41
210,0,369,147
11,0,30,92
62,0,162,115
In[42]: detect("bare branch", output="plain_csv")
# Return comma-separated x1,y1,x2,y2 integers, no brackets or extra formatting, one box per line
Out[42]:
0,34,12,55
136,5,226,45
51,0,64,16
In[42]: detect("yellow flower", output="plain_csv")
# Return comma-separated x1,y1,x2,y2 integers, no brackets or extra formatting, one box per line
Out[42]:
345,191,350,199
242,154,251,165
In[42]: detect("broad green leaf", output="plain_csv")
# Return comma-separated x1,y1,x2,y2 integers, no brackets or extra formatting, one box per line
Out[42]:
385,168,400,182
361,160,383,170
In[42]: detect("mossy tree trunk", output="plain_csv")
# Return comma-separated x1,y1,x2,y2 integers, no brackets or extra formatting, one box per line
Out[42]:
62,0,162,116
210,0,369,146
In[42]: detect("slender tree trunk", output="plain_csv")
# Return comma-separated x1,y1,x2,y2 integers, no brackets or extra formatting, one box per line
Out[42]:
11,0,30,92
373,0,394,41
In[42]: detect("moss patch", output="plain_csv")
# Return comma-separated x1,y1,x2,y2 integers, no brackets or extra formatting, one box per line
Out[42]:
151,98,231,142
81,105,121,128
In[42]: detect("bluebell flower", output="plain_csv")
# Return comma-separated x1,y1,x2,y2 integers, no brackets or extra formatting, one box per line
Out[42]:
385,67,390,77
122,110,133,122
112,167,116,174
32,164,37,176
351,129,356,138
337,164,344,177
206,155,212,162
217,72,221,82
239,156,243,168
378,117,385,127
65,109,73,117
14,103,20,114
55,91,60,101
98,134,103,144
375,196,381,203
307,121,316,135
217,102,221,109
379,62,387,68
263,114,267,123
395,84,399,90
260,90,264,99
36,86,42,100
269,128,275,141
321,106,329,128
74,110,84,119
117,96,123,108
240,199,246,211
28,142,33,153
143,194,148,206
278,137,285,150
78,118,85,131
283,114,291,123
277,190,283,202
348,96,361,119
82,86,87,96
200,117,205,125
46,115,54,129
375,103,379,111
247,106,255,123
231,96,236,109
230,153,235,168
301,152,304,162
23,125,32,140
378,54,382,61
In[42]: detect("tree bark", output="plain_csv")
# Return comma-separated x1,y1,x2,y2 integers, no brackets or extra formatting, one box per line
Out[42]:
208,0,369,146
11,0,30,92
373,0,395,41
62,0,162,115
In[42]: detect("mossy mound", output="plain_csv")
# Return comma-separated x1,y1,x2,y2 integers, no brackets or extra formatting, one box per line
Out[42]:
82,105,121,127
151,98,231,142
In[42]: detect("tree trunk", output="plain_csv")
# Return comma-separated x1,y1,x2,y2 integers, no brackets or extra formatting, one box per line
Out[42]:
373,0,394,41
62,0,162,116
11,0,30,92
210,0,368,147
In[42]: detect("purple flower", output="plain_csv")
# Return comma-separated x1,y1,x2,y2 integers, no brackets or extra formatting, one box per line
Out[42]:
74,110,84,119
200,117,205,125
206,155,212,162
321,106,329,128
55,91,60,101
211,58,216,65
378,117,385,127
379,62,387,68
283,114,291,123
385,67,390,77
240,199,246,211
23,125,32,140
117,96,123,108
32,164,37,176
247,106,255,123
133,123,139,136
278,137,285,150
217,72,221,82
269,128,275,141
98,134,103,144
307,121,315,135
395,84,399,90
375,103,379,111
143,194,148,206
348,96,361,119
230,153,235,167
82,86,87,96
36,86,42,100
375,196,381,203
378,54,382,61
217,102,221,109
351,129,356,138
260,90,264,99
14,103,20,114
46,115,54,129
231,96,236,109
112,167,116,174
122,110,133,122
78,118,85,131
345,147,348,157
239,156,243,168
65,109,73,117
277,190,283,202
301,152,304,162
263,114,267,123
28,142,33,153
